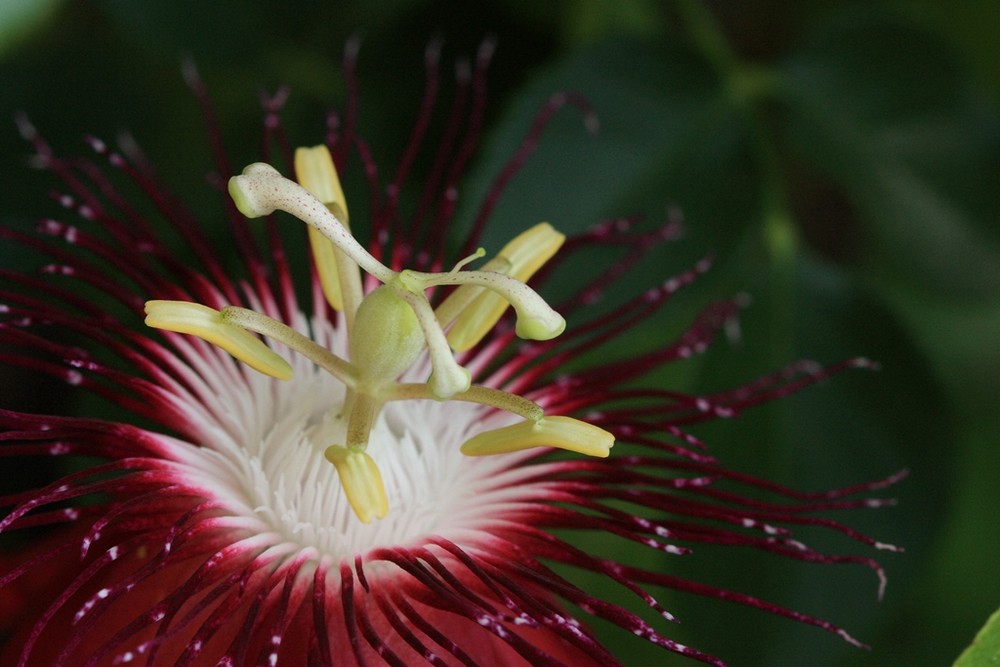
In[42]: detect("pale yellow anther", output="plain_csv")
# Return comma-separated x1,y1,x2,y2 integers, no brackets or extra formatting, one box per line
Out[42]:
294,145,349,219
295,145,362,316
323,446,389,523
439,223,565,351
498,222,565,280
307,226,346,310
461,415,614,458
144,300,293,380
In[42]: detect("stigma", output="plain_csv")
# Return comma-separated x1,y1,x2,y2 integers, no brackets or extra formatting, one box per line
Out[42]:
144,145,613,523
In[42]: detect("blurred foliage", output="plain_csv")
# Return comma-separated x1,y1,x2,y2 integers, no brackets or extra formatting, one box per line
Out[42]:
1,1,997,665
0,0,63,58
955,607,1000,667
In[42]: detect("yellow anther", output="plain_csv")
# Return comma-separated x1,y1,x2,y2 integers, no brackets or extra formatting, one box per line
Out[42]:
294,145,349,221
307,227,346,310
144,300,292,380
498,222,565,279
295,145,360,315
324,446,389,523
440,223,565,351
460,415,614,458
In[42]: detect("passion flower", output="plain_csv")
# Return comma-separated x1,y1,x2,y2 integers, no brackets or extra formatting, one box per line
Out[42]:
0,42,901,666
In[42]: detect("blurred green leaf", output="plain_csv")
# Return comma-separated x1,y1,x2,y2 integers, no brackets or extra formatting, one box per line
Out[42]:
668,254,949,666
887,0,1000,100
559,0,667,46
954,608,1000,667
456,36,764,308
0,0,62,58
460,28,954,665
777,10,1000,299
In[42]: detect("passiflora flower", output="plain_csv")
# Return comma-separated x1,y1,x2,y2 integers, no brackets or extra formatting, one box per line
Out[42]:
0,42,903,666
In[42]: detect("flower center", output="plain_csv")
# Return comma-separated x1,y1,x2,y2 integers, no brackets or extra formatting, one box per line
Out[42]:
187,320,520,558
144,144,614,524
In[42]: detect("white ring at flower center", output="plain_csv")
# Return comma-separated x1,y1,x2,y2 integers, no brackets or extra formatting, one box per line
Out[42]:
168,313,520,560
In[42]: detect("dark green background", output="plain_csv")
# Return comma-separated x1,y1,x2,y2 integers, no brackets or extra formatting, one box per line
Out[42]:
1,1,997,665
